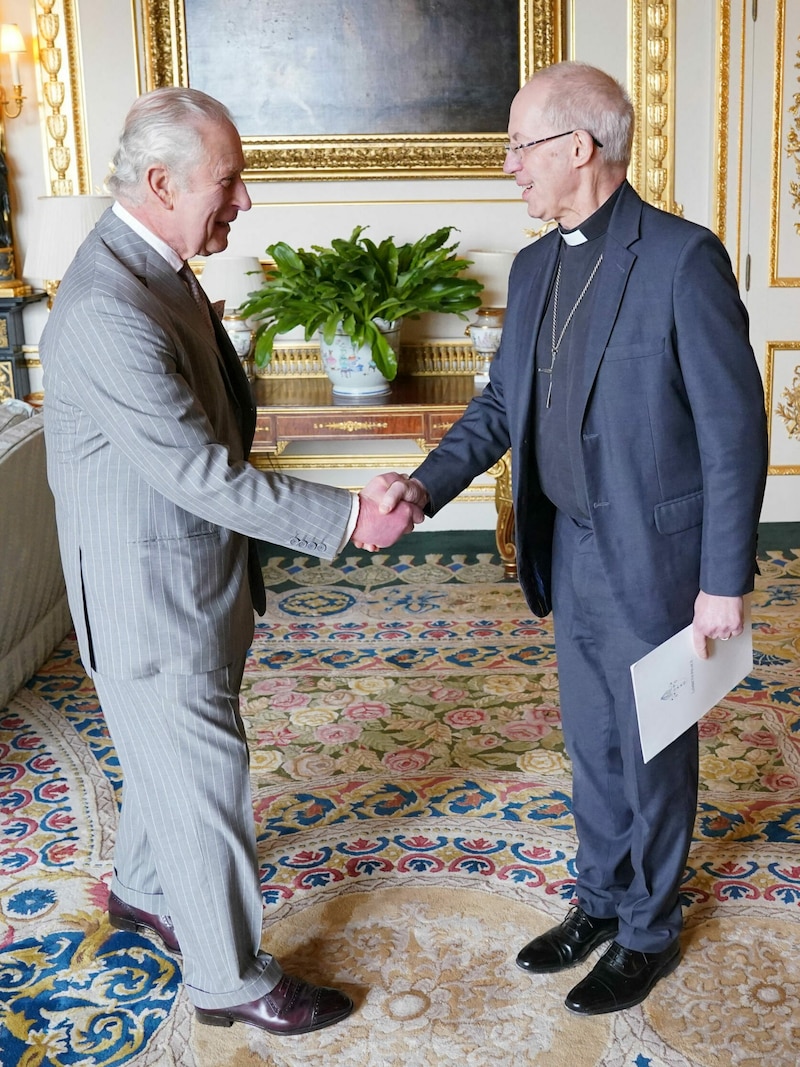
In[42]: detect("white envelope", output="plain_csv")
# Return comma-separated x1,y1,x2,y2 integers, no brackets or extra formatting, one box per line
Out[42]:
630,598,753,763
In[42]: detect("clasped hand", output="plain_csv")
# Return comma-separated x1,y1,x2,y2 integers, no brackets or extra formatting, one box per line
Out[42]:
351,473,430,552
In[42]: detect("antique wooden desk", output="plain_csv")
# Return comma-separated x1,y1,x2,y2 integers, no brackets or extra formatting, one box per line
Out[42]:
249,371,517,577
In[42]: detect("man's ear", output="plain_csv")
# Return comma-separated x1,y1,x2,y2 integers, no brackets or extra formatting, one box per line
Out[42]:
147,164,173,208
572,130,597,166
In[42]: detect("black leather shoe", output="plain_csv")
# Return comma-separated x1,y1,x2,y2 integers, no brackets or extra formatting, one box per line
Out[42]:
195,973,354,1035
516,906,618,973
565,938,681,1015
108,890,181,955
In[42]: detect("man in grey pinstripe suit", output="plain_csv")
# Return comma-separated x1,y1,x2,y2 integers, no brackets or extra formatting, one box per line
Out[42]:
41,87,419,1037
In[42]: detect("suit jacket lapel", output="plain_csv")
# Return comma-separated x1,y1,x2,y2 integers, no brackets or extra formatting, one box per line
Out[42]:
567,182,641,429
97,210,256,453
513,232,561,429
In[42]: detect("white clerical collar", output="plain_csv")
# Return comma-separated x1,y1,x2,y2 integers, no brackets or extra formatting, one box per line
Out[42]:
558,227,588,246
112,201,184,271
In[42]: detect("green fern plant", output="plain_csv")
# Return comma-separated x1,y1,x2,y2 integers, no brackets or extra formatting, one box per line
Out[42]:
240,225,483,380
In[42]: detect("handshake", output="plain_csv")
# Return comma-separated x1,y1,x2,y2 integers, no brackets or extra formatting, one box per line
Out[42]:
351,473,430,552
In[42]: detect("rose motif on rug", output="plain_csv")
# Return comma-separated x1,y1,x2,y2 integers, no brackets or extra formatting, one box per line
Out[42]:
1,543,798,1066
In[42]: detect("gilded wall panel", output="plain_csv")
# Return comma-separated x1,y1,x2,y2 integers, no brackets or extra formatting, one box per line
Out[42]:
712,0,746,277
628,0,681,215
33,0,89,195
765,341,800,473
770,0,800,285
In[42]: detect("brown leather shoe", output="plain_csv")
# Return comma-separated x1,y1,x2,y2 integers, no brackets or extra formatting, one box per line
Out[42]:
195,974,354,1035
516,905,618,973
107,890,181,954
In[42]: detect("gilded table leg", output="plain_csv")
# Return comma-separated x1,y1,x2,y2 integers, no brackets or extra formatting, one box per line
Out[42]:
488,451,516,580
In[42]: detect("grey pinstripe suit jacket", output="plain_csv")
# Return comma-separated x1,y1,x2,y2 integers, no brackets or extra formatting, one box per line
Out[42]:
41,208,352,680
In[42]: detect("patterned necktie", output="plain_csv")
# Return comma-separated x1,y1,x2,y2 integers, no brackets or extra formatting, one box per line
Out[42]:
178,262,216,338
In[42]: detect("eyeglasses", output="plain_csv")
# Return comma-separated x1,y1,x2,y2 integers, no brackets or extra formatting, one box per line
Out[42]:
504,130,604,157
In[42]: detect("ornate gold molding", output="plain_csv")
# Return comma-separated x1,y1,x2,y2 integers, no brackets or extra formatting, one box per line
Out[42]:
765,341,800,473
712,1,747,278
713,0,731,243
141,0,187,87
138,0,563,181
785,41,800,234
312,419,389,433
254,341,485,380
629,0,683,215
776,364,800,441
34,0,89,195
769,0,800,286
0,360,13,401
487,451,516,578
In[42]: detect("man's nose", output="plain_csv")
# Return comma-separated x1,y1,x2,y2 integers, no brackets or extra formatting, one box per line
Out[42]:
503,149,520,175
234,177,252,212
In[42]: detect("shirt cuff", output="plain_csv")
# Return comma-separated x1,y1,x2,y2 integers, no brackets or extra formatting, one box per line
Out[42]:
336,492,360,554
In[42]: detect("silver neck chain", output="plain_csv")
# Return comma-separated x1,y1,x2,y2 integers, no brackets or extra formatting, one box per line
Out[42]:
539,253,603,408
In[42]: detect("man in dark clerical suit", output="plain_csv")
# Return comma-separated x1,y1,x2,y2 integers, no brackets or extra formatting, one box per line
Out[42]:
370,62,767,1015
42,87,420,1037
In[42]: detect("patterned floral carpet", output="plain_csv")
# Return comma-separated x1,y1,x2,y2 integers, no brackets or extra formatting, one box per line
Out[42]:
1,530,799,1067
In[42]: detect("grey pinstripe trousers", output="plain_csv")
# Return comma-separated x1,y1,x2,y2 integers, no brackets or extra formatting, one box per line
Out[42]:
93,658,283,1008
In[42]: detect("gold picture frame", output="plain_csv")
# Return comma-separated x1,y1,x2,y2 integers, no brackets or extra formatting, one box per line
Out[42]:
765,341,800,475
137,0,564,181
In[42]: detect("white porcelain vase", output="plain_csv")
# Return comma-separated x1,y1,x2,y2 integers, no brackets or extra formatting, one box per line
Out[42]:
319,319,400,396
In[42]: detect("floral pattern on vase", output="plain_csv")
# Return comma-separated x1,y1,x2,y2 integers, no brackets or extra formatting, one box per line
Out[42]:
319,319,400,396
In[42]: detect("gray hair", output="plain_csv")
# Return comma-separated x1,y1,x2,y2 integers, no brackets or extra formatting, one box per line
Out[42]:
107,87,235,202
532,61,634,168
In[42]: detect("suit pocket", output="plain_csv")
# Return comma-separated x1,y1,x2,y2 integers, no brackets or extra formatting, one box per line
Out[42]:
654,489,703,535
603,339,666,361
131,525,218,545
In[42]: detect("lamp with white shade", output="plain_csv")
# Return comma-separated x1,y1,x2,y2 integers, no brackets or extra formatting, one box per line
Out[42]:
23,195,112,305
464,249,516,387
196,254,265,377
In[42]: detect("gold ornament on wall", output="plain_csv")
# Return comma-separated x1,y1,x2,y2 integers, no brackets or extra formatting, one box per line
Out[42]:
786,36,800,233
776,365,800,440
629,0,683,216
769,2,800,286
34,0,88,195
0,360,12,401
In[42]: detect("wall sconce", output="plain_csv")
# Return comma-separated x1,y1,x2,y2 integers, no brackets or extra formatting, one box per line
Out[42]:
23,195,113,305
0,23,25,119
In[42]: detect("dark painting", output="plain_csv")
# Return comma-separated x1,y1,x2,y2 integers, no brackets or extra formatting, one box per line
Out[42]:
185,0,521,137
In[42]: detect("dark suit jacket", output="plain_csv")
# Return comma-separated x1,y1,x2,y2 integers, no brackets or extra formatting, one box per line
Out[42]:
414,182,768,645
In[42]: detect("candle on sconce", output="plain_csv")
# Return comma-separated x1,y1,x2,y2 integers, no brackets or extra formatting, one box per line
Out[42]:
0,23,25,86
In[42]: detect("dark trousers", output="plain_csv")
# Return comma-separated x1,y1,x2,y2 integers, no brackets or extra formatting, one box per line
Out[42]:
551,511,699,952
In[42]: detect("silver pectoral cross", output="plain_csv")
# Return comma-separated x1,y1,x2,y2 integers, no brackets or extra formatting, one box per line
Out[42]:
538,351,557,408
